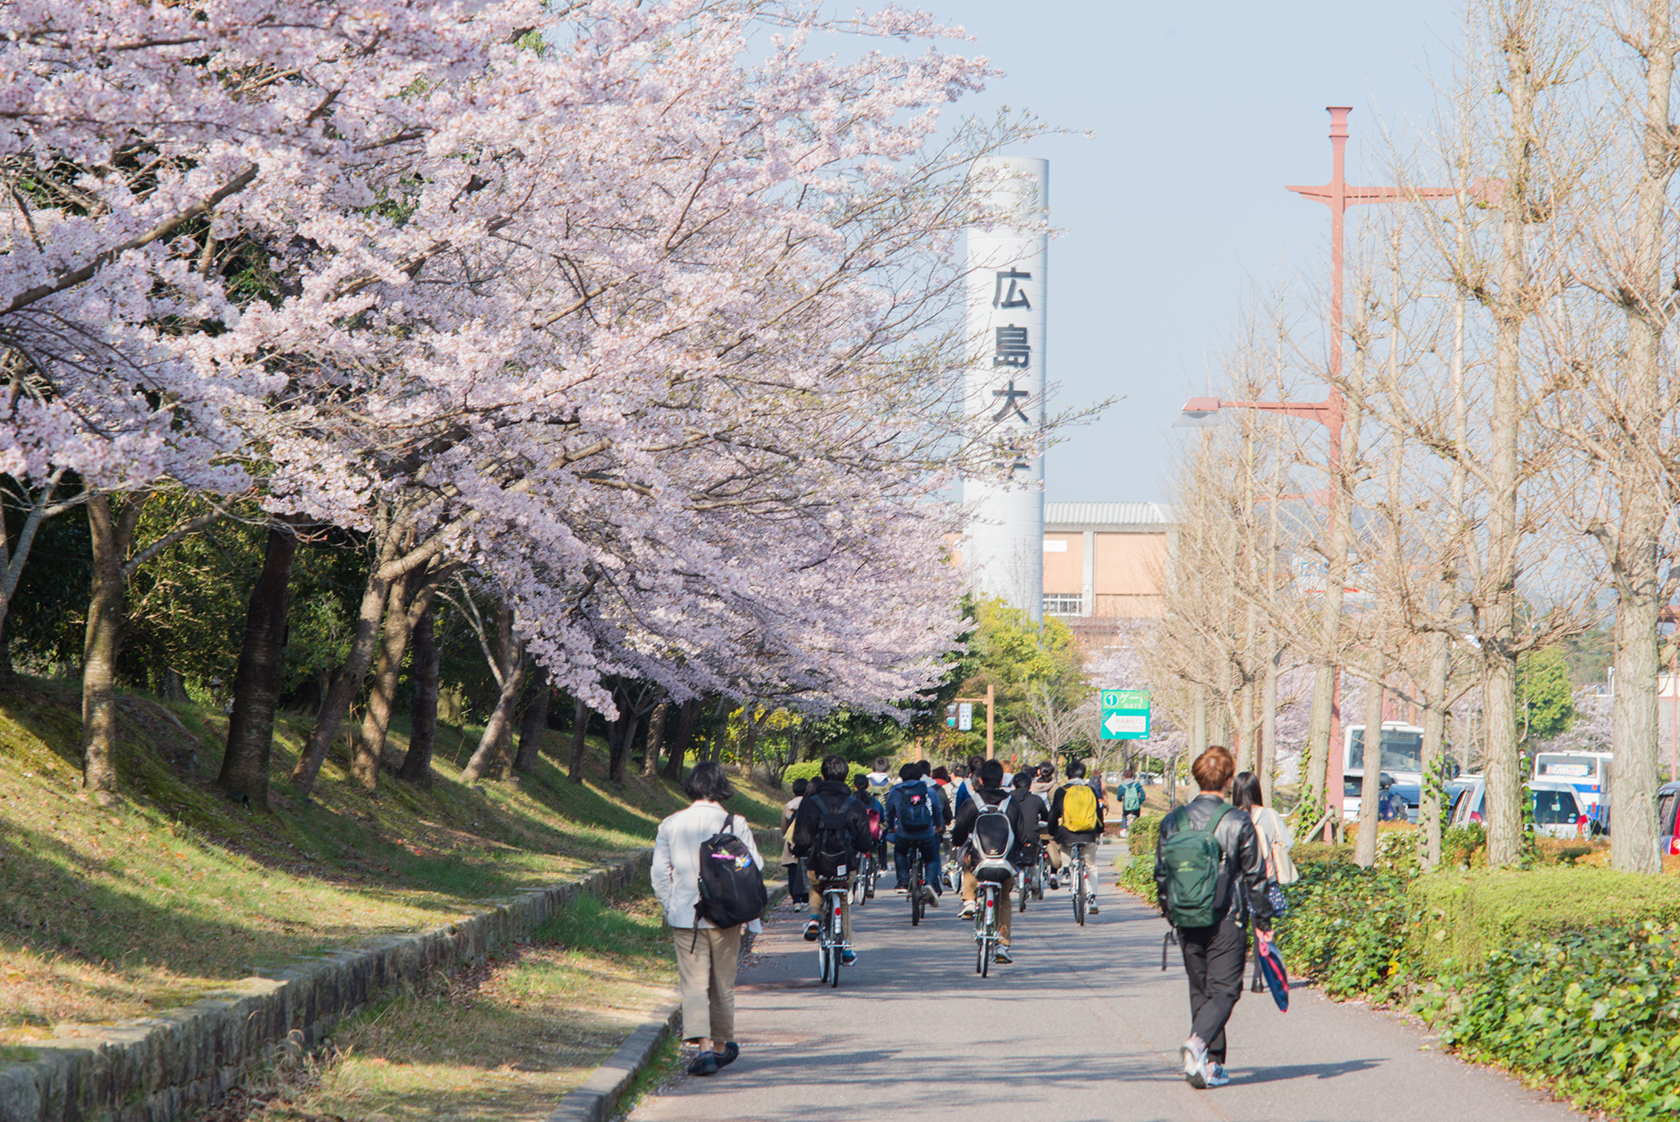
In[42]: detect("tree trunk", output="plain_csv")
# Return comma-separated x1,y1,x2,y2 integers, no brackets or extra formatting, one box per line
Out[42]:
217,519,300,809
80,494,145,806
569,697,590,783
663,698,698,780
513,668,550,773
354,563,438,790
1355,645,1387,869
607,707,640,784
1611,590,1662,872
462,653,528,782
1482,12,1536,870
1605,1,1674,875
1419,631,1450,870
397,603,439,786
1260,640,1279,808
643,700,669,777
292,521,403,797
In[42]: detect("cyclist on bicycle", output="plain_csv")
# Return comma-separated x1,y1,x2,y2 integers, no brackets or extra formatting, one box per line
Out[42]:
885,762,942,905
1049,758,1105,915
950,759,1030,963
1008,770,1050,893
792,755,873,964
927,763,955,890
852,773,889,877
1030,761,1063,888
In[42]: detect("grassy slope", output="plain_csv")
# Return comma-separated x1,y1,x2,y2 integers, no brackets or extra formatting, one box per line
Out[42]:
0,676,780,1046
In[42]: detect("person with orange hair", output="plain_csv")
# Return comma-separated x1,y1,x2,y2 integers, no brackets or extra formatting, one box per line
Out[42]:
1154,745,1272,1089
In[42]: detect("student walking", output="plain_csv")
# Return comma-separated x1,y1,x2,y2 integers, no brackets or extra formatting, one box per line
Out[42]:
1232,770,1295,993
1154,746,1272,1089
651,762,766,1076
781,777,809,900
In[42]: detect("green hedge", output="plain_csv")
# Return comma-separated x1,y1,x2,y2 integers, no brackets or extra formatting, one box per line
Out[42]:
1116,849,1157,905
1408,867,1680,969
1272,862,1410,999
1434,924,1680,1121
781,760,868,785
1127,811,1161,856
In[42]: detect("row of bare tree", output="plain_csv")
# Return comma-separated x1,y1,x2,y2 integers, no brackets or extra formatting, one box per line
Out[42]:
1151,0,1680,875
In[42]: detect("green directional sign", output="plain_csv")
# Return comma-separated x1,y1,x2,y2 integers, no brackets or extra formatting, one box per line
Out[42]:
1099,689,1150,740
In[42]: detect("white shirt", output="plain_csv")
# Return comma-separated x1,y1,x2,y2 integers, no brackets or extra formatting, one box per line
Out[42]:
651,800,766,931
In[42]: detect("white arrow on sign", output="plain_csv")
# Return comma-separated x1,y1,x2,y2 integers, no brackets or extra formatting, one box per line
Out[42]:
1104,712,1126,736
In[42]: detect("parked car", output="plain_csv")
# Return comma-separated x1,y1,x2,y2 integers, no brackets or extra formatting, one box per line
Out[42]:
1450,776,1596,838
1659,781,1680,857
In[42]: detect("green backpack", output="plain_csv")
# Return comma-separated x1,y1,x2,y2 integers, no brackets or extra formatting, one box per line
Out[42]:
1160,803,1233,928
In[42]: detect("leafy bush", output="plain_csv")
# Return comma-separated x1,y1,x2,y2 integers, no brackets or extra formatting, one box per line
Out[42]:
1438,923,1680,1121
781,759,868,786
1441,823,1485,868
1115,851,1157,906
1407,867,1680,970
1292,840,1354,865
1128,811,1161,856
1272,862,1410,1000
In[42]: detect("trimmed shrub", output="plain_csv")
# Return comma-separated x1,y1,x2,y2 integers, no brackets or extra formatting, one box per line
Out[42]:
1128,811,1161,856
1292,840,1354,865
1437,923,1680,1121
782,760,868,786
1273,862,1410,1000
1115,848,1157,906
1407,867,1680,970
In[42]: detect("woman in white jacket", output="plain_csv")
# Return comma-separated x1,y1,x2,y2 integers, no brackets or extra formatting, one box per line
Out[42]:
651,761,764,1076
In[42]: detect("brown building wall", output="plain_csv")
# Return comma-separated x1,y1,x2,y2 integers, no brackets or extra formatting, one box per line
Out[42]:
1092,532,1166,604
1042,532,1083,594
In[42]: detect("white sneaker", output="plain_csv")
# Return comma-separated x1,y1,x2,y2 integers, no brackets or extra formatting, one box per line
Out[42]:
1181,1035,1208,1089
1204,1062,1229,1088
922,885,939,907
959,901,977,919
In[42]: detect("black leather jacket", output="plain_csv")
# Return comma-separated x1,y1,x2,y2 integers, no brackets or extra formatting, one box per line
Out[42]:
1153,794,1273,931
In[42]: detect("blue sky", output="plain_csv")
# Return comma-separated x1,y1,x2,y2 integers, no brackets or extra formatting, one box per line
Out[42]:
928,0,1461,503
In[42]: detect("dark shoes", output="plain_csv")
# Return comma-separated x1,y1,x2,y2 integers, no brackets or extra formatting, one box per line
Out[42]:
803,918,820,941
689,1042,739,1076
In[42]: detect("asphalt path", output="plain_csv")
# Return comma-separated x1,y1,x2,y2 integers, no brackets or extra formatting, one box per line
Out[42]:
630,844,1583,1122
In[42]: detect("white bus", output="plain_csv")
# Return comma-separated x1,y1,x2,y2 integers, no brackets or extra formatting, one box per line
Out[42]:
1342,722,1455,822
1533,751,1612,827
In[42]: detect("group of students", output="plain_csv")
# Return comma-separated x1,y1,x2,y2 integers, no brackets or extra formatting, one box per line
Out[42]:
775,752,1113,966
650,744,1288,1090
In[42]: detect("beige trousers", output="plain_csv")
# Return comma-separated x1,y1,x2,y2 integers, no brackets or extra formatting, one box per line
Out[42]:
961,869,1014,946
673,925,742,1044
808,875,855,942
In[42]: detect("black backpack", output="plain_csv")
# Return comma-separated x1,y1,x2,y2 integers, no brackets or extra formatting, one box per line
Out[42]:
806,793,857,879
695,814,767,933
898,785,936,836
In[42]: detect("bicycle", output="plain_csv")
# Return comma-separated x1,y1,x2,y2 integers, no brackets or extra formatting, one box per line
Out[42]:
909,848,927,926
1034,846,1050,901
853,850,876,906
1068,842,1094,926
1017,845,1042,912
973,879,1004,975
816,882,851,987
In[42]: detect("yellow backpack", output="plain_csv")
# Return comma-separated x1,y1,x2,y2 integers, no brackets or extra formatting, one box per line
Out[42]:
1062,782,1099,834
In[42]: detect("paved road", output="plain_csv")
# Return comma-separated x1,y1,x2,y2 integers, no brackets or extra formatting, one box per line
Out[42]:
631,845,1582,1122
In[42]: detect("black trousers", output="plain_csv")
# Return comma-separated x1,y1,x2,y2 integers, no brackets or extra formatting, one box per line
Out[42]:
1178,914,1246,1063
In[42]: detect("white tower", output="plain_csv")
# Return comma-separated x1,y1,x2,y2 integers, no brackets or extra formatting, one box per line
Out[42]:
963,156,1047,622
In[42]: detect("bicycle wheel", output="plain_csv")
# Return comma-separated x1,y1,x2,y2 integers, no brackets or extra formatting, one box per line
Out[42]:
1033,856,1046,900
1018,869,1028,912
1074,866,1087,926
819,943,831,983
827,908,843,988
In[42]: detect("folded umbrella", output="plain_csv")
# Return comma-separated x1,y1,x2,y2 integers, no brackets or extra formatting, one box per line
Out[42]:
1255,938,1290,1011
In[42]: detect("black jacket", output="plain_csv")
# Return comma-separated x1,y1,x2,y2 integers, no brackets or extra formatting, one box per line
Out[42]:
791,780,873,863
1152,794,1273,931
1007,789,1049,849
1048,779,1105,845
950,784,1031,864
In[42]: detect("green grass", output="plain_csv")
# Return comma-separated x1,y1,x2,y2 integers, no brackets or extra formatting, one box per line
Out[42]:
253,882,676,1122
0,675,781,1044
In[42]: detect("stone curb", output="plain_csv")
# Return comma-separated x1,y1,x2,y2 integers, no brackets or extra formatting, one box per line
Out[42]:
544,882,791,1122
